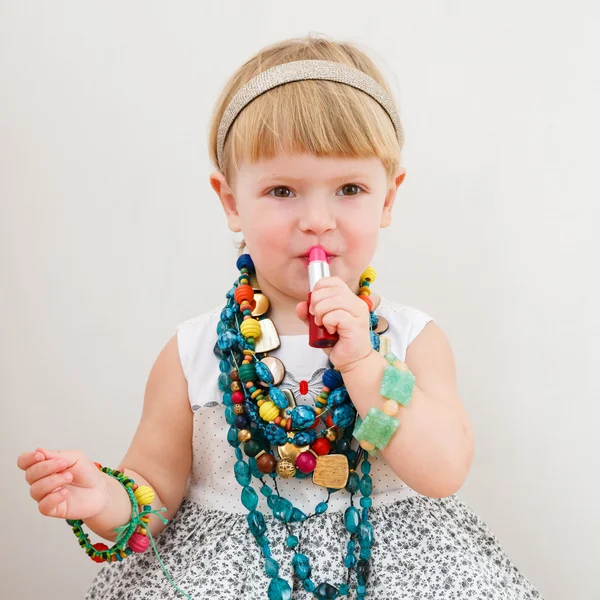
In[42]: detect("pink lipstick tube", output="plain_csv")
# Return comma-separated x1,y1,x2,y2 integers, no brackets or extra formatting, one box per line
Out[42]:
308,246,339,348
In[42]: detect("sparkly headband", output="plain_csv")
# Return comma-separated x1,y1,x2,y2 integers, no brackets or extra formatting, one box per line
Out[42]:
216,59,405,171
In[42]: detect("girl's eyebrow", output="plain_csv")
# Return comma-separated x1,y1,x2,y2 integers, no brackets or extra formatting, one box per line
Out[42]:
258,173,370,184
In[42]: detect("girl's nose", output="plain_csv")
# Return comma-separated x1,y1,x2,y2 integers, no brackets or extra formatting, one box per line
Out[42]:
298,198,336,235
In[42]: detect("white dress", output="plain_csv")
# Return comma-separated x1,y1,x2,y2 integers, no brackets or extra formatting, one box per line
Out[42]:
85,296,545,600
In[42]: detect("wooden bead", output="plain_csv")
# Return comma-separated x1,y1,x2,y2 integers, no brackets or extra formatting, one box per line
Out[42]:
256,453,277,474
233,404,245,415
359,439,375,451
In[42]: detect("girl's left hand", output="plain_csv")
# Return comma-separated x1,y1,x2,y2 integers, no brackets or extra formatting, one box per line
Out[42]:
296,276,374,374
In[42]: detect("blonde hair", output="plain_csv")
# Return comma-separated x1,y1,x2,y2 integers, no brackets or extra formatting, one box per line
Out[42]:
208,34,403,253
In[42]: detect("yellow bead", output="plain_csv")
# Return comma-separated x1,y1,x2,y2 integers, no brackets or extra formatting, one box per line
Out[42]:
240,319,262,340
359,439,375,451
382,400,400,416
360,266,377,284
134,485,155,506
314,407,323,415
139,527,147,535
140,516,151,523
359,286,371,296
393,360,410,372
259,401,279,422
257,399,265,407
280,418,287,427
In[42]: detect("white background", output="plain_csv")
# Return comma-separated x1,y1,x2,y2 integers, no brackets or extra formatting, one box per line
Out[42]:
1,1,598,598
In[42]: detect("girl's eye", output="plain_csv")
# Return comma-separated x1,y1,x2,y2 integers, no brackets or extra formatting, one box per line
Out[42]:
337,184,363,196
268,187,294,198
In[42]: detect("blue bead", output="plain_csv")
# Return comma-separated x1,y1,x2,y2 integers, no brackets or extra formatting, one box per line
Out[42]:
273,497,294,522
292,553,311,579
222,392,233,406
344,506,360,533
218,374,231,392
255,361,274,385
234,447,243,461
234,460,251,486
360,461,371,475
292,430,317,446
322,368,344,390
260,484,273,496
290,405,316,429
241,486,258,510
285,535,299,548
289,507,307,522
269,386,288,409
267,577,291,600
225,406,236,426
267,494,279,510
262,545,271,558
315,501,328,514
326,386,349,408
345,472,359,494
344,553,356,569
227,425,240,447
314,582,339,599
357,585,367,596
356,558,370,585
338,583,350,596
265,423,288,445
248,457,263,479
370,330,380,351
219,359,231,373
216,321,227,335
332,404,354,428
358,522,373,548
362,507,369,522
346,540,355,553
226,286,236,299
359,547,371,560
257,534,270,548
360,497,372,508
369,313,379,329
245,401,259,420
302,579,316,593
234,415,250,430
246,510,266,537
218,329,238,351
359,474,372,497
347,450,357,465
220,307,235,323
265,557,279,577
236,254,255,272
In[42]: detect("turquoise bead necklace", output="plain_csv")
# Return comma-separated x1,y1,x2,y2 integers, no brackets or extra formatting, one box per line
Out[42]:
214,254,382,600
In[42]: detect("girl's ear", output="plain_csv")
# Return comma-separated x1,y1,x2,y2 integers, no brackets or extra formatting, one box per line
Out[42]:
209,171,242,233
380,168,406,228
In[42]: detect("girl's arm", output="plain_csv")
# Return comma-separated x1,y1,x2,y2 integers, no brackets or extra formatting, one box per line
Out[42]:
84,334,193,542
341,321,474,498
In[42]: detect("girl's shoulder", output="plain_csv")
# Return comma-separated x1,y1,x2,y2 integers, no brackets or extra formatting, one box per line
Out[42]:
376,296,436,355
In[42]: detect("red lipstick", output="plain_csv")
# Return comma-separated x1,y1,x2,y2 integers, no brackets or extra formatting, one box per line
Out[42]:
307,245,339,348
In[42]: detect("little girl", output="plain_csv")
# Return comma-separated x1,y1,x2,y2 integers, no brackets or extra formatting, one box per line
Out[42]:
18,35,545,600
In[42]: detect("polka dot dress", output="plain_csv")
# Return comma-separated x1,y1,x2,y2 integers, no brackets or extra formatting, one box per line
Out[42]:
84,298,544,599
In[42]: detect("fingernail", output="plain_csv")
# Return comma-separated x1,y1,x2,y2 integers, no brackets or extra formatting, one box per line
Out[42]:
34,453,44,462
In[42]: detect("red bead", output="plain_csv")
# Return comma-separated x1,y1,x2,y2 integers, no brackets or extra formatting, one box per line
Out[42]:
311,438,331,455
299,380,309,395
232,391,245,404
91,542,109,562
309,417,320,430
296,451,317,473
128,532,150,553
326,415,334,428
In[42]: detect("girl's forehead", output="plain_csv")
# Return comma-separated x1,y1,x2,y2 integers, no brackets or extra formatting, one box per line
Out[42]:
237,153,385,181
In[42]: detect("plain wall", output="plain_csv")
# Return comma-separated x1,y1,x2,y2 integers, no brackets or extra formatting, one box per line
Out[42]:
1,1,598,598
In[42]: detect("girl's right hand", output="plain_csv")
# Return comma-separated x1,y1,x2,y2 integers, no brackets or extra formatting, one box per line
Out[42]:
17,447,111,520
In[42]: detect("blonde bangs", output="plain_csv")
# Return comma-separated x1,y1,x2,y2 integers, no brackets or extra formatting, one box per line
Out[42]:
208,35,403,184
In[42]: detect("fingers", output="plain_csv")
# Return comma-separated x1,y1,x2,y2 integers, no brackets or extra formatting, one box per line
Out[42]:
16,451,45,471
25,457,69,485
30,468,73,503
312,295,368,326
37,487,69,518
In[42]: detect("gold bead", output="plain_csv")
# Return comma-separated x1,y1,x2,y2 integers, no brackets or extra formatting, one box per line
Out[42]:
237,429,252,442
324,429,338,442
382,400,399,416
359,439,375,451
230,381,242,392
233,404,245,415
276,457,296,479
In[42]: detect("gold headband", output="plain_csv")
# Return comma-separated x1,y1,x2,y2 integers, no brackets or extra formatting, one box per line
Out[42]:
216,59,405,171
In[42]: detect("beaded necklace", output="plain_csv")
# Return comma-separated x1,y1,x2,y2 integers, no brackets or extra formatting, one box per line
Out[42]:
214,254,386,600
